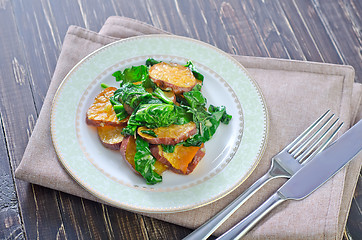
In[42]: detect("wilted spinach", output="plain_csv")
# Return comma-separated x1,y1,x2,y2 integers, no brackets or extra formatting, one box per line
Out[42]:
140,129,158,137
134,137,162,185
152,88,174,104
122,103,178,136
146,58,161,66
112,65,149,85
116,83,153,110
209,105,232,124
109,91,128,121
184,60,204,81
161,144,176,153
183,85,231,146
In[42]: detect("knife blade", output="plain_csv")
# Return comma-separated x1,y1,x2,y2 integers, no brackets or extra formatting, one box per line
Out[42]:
217,120,362,240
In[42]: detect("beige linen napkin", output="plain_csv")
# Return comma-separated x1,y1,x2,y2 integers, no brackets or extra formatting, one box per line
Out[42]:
15,16,362,239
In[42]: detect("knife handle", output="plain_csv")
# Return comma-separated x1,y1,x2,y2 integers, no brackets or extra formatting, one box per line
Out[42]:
183,173,272,240
216,192,286,240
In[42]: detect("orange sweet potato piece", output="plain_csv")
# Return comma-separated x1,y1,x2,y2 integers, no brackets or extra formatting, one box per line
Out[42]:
86,87,128,127
97,125,124,150
149,62,197,94
153,161,168,176
150,144,205,175
120,136,137,171
120,136,168,176
137,122,197,145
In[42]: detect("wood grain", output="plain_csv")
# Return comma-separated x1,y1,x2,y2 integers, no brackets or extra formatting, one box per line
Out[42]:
0,0,360,239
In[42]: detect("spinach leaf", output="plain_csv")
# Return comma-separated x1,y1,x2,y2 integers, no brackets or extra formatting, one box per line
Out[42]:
184,60,204,81
162,144,176,153
183,84,206,108
112,65,149,85
117,83,153,110
152,88,174,104
183,86,231,146
100,83,110,89
135,104,177,127
112,71,123,82
173,105,193,125
134,137,162,184
109,91,128,120
146,58,161,66
140,129,157,137
209,105,232,124
122,103,178,136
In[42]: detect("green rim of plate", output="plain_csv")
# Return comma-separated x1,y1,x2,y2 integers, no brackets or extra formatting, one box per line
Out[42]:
51,35,268,213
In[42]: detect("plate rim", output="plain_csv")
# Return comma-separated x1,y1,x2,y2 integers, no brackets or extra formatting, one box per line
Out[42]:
50,34,269,213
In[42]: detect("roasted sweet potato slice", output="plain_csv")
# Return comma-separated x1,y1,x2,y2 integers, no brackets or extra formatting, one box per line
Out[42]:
137,122,197,145
86,87,127,127
149,62,197,94
150,144,205,175
120,136,137,171
97,125,124,150
154,161,168,176
120,136,168,175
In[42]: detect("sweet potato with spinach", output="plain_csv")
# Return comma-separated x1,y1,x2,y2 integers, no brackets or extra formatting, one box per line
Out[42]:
137,122,197,145
150,143,205,175
86,87,128,127
149,62,197,94
120,136,167,180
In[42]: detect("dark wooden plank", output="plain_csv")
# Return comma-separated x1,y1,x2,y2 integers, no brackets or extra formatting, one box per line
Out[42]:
345,173,362,238
142,216,196,240
237,0,291,59
289,0,344,64
11,0,74,111
276,1,324,62
259,1,307,60
315,0,362,83
0,117,24,240
216,1,270,56
0,1,71,239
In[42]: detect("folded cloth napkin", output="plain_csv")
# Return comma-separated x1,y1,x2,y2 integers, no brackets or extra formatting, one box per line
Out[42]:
15,16,362,239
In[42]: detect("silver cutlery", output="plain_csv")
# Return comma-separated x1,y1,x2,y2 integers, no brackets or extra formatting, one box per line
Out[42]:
183,110,343,240
217,119,362,239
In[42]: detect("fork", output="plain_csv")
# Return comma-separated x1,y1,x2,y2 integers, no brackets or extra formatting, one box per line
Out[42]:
183,110,343,240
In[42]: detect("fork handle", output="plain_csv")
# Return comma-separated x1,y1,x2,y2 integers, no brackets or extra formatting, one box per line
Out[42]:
216,192,286,240
183,173,272,240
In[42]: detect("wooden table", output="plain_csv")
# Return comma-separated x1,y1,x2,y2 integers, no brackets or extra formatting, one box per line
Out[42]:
1,1,361,239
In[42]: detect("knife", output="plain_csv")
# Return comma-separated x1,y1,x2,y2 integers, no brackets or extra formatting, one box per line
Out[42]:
217,119,362,240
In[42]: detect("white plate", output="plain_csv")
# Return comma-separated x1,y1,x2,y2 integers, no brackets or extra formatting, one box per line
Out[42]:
51,35,268,213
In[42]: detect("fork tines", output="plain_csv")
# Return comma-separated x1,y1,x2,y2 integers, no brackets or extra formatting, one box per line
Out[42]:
286,110,344,163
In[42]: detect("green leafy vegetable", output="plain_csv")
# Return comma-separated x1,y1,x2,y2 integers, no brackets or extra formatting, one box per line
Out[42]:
146,58,161,66
109,92,128,120
112,65,149,85
100,83,110,89
183,84,206,108
116,83,153,110
162,144,176,153
152,88,174,104
209,105,232,124
185,60,204,81
122,103,178,136
183,85,231,146
134,137,162,185
140,129,158,137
